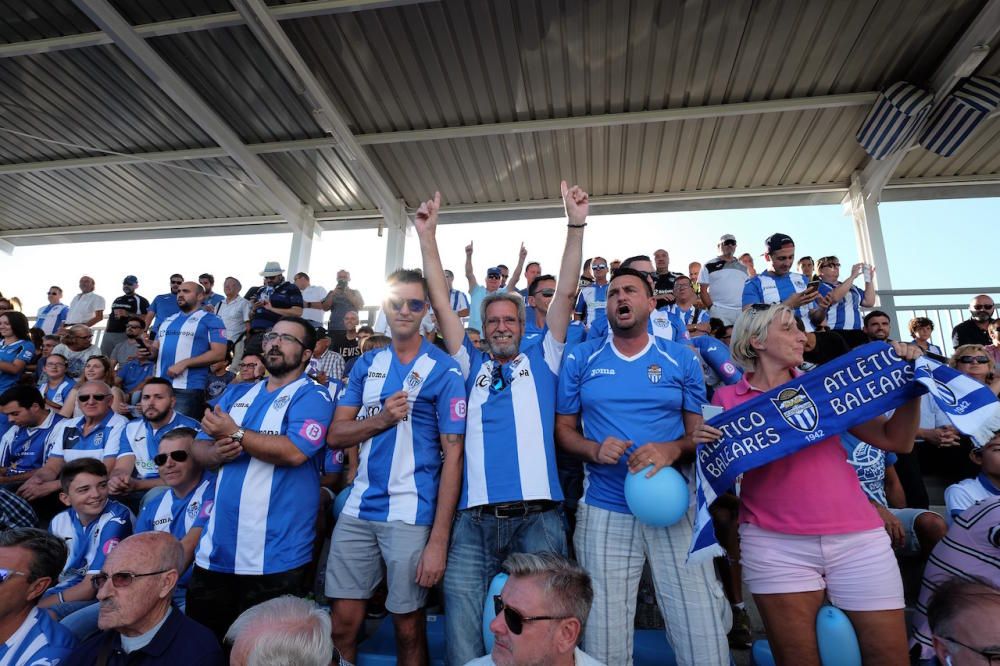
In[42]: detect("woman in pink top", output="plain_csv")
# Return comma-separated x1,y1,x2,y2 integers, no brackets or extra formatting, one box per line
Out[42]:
694,304,923,666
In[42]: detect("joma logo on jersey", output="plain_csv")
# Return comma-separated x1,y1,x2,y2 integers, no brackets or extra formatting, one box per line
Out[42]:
647,364,662,383
771,386,819,433
591,368,616,377
368,371,387,379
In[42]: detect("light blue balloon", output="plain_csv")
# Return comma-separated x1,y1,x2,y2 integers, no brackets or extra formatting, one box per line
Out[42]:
751,639,776,666
482,572,509,652
816,605,861,666
333,484,353,519
624,466,689,527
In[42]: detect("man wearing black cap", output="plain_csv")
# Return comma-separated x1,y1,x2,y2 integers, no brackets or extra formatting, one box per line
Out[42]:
698,234,748,326
101,276,150,356
464,242,505,332
741,233,819,329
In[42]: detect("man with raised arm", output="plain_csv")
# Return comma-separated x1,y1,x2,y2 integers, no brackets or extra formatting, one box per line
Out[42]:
414,181,587,665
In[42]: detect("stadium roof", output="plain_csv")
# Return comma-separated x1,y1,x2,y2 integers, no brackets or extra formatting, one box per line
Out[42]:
0,0,998,259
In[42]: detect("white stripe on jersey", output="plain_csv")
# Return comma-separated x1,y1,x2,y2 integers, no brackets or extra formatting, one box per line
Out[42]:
465,364,489,507
344,350,392,518
0,609,40,666
235,458,274,574
510,354,550,500
157,311,206,389
386,354,437,523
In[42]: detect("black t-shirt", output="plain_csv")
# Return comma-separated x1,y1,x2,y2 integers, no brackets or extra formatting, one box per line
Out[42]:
653,272,682,309
106,294,150,333
330,332,361,360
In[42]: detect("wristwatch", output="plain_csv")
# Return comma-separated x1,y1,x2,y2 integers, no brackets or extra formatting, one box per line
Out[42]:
230,428,246,444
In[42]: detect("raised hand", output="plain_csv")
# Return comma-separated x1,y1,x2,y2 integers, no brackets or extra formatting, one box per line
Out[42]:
561,180,590,226
465,241,474,256
518,243,527,260
413,191,441,237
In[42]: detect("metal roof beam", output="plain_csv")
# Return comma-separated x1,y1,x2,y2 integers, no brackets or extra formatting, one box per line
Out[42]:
71,0,312,234
855,0,1000,202
0,92,879,175
0,0,436,58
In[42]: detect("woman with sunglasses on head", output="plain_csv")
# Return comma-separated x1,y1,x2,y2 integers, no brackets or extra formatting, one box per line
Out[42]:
59,356,128,419
0,311,35,395
693,304,924,666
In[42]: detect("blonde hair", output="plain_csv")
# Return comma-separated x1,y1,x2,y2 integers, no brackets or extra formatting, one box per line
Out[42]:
950,344,994,374
730,304,797,373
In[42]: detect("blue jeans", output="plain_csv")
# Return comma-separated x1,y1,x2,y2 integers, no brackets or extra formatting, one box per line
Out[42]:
443,506,567,665
173,388,205,420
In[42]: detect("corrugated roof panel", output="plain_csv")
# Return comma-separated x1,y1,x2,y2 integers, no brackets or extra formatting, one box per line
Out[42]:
111,0,235,25
0,1,92,44
260,148,376,211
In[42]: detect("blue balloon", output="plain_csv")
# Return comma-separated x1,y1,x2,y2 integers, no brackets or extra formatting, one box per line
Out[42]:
332,484,353,519
482,572,509,652
624,466,689,527
751,639,776,666
816,605,861,666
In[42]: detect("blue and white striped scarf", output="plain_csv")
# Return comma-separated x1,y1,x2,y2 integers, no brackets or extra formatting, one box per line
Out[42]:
689,342,1000,563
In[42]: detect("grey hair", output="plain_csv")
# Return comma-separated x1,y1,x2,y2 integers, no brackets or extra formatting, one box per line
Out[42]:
928,577,1000,651
0,528,67,586
226,596,333,666
480,291,526,328
729,304,796,373
502,552,593,628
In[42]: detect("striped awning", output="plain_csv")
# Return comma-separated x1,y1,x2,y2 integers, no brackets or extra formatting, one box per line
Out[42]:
920,76,1000,157
856,82,933,160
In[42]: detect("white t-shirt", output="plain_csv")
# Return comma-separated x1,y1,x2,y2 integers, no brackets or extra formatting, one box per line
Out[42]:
66,292,106,324
216,297,252,341
300,285,327,326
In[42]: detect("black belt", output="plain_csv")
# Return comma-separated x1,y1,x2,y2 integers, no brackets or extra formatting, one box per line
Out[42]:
473,500,559,518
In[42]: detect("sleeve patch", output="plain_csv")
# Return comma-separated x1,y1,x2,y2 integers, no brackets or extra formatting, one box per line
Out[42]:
450,398,467,421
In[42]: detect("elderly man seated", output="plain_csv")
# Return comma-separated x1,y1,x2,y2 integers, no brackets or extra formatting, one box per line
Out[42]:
64,531,222,665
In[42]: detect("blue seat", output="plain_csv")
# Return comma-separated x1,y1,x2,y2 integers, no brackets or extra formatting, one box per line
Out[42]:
357,614,446,666
633,629,677,665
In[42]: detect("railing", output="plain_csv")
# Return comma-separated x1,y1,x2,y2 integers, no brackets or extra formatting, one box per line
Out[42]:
878,287,1000,357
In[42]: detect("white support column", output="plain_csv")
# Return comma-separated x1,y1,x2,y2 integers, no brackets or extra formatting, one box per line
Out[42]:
287,213,318,276
848,171,899,339
0,238,14,255
382,216,407,278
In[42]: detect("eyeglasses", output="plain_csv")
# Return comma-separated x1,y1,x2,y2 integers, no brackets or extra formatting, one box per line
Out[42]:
536,289,555,297
972,304,994,311
942,635,1000,665
592,264,609,270
47,292,60,296
169,280,183,285
957,355,990,364
239,362,261,369
78,393,109,402
721,240,737,246
493,595,570,635
387,298,427,313
91,569,172,590
125,324,143,330
0,569,28,584
262,332,305,347
487,274,502,280
153,450,189,466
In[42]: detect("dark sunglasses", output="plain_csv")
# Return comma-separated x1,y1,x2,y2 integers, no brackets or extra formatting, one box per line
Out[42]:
78,393,109,402
153,450,189,466
486,273,502,279
972,304,994,310
169,280,183,285
47,291,60,296
536,289,556,297
493,595,569,635
387,298,427,313
91,569,171,590
722,240,737,246
0,568,28,584
958,355,990,364
591,264,609,270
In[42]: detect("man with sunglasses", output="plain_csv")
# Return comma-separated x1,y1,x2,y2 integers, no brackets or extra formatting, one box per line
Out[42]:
36,286,69,335
415,183,586,665
145,274,184,334
189,316,333,642
698,234,748,326
148,281,227,420
952,295,996,348
65,531,223,665
469,552,603,666
575,256,609,330
0,528,77,663
108,378,201,501
326,270,466,666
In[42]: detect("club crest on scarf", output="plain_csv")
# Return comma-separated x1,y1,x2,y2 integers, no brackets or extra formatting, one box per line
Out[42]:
771,386,819,433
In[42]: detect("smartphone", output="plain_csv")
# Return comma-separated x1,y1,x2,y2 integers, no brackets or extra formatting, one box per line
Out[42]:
805,279,821,294
702,404,724,421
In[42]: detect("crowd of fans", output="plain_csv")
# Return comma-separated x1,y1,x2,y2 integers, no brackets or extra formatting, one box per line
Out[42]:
0,182,998,666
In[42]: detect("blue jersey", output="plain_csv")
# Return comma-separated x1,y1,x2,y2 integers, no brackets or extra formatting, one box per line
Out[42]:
340,341,467,525
817,281,866,330
47,500,134,594
117,358,154,393
38,377,74,407
557,335,706,514
137,474,214,590
117,411,202,479
322,379,345,473
36,303,69,335
587,306,689,344
203,293,225,312
195,375,333,575
0,339,34,394
742,270,815,331
668,303,711,327
0,607,77,664
575,283,609,329
48,412,127,463
0,411,63,475
212,380,260,408
149,293,181,333
453,332,563,509
842,433,896,506
154,310,227,390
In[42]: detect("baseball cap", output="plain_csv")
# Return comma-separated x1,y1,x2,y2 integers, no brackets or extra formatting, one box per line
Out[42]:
486,267,502,278
123,275,138,285
764,233,794,254
719,234,736,244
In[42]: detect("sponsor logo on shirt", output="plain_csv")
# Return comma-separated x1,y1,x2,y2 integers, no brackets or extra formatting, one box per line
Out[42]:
154,517,172,528
450,398,467,421
102,538,120,555
591,368,616,377
300,419,325,443
368,371,387,380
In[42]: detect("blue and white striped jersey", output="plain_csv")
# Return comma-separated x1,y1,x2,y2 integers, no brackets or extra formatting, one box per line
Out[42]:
154,310,227,390
116,411,202,479
587,306,689,344
453,332,564,509
0,411,63,475
37,377,74,407
47,500,134,594
36,303,69,335
575,283,609,329
137,475,215,589
339,341,467,526
817,281,865,330
0,607,77,664
194,375,333,575
48,413,127,463
742,270,816,331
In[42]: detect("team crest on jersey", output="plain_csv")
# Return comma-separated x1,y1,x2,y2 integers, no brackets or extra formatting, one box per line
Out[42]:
652,315,668,328
647,364,662,383
186,501,201,520
94,431,104,447
405,371,423,390
272,395,291,410
771,386,819,433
